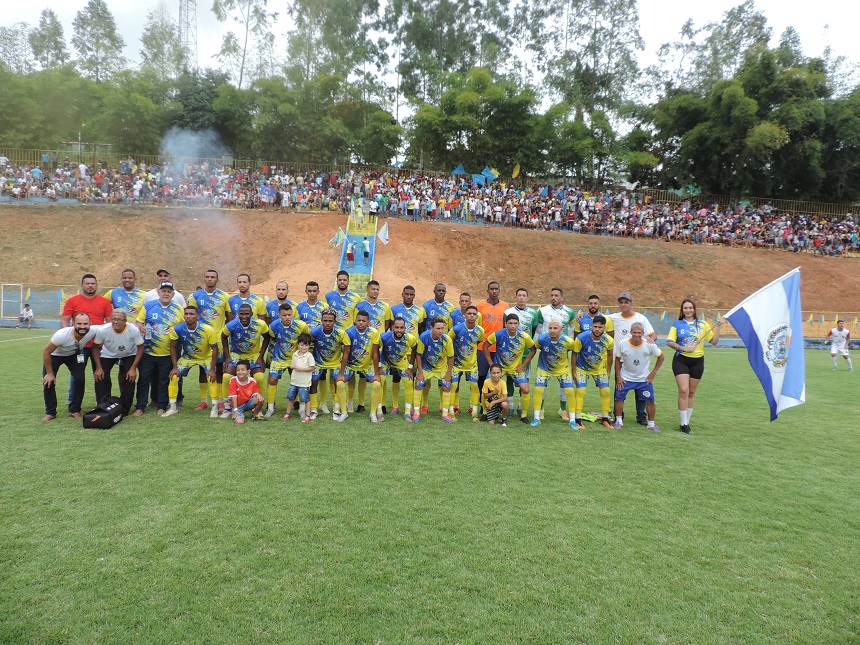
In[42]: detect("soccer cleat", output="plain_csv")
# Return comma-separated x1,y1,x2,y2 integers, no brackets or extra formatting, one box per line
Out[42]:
501,419,507,427
529,418,541,427
558,410,570,421
680,424,691,434
390,408,400,416
356,405,365,413
347,402,354,413
832,366,838,370
378,413,385,422
600,419,613,429
335,413,348,423
420,405,429,415
220,410,232,419
210,407,219,418
520,416,530,424
637,417,648,426
195,401,209,411
302,416,311,423
454,406,460,415
410,412,421,423
283,413,291,420
441,415,454,424
162,408,179,417
381,406,388,415
649,424,661,432
569,420,579,431
370,413,379,423
309,410,318,420
850,367,854,372
613,419,623,429
218,401,225,413
263,409,275,419
472,416,480,422
320,403,330,414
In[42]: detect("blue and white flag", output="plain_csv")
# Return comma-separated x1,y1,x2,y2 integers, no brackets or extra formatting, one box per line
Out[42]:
724,268,805,421
377,222,389,245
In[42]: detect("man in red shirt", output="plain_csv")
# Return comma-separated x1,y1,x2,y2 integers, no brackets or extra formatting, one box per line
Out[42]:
476,281,509,393
61,274,113,400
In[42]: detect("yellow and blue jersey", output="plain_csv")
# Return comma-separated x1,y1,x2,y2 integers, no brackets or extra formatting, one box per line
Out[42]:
451,308,483,329
169,322,219,362
379,331,418,370
417,330,454,372
223,317,269,357
325,290,362,330
423,299,456,329
296,299,327,328
268,318,310,363
137,300,184,357
355,299,393,332
667,319,713,359
448,323,485,372
310,325,349,369
485,329,535,373
266,299,298,321
390,303,426,335
344,326,381,371
574,312,615,335
227,293,267,319
104,287,146,319
573,330,614,372
534,332,577,374
188,288,231,332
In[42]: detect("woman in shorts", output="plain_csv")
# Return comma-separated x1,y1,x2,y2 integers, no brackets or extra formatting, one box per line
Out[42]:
666,298,723,434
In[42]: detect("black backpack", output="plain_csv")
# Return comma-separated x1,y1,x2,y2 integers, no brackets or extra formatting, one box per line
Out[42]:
82,396,125,430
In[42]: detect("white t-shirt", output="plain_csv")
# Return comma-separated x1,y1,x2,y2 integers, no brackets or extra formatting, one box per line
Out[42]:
93,323,144,359
616,338,662,382
50,327,97,357
609,311,654,344
829,328,850,349
143,289,186,307
20,307,34,320
289,351,315,388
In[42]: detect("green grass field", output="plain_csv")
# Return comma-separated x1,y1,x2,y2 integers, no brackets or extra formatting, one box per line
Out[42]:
2,329,858,643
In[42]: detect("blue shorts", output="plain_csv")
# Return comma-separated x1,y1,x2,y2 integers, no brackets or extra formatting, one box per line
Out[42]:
312,367,338,381
503,368,529,386
574,371,609,389
229,355,262,370
385,367,411,379
416,370,451,389
452,368,478,384
535,368,574,389
286,384,310,402
342,367,378,382
614,381,655,402
234,399,257,418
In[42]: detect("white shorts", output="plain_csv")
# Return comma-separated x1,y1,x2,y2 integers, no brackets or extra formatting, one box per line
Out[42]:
831,346,850,356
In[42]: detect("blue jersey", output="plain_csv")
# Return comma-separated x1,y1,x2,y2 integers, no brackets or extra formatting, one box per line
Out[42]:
390,303,426,336
223,317,269,356
417,329,454,372
423,299,456,329
188,288,231,332
227,293,267,319
572,330,614,372
574,311,615,335
310,325,349,369
448,323,485,371
450,308,483,329
325,290,362,331
534,332,577,374
268,318,310,363
485,329,535,372
343,326,381,370
379,330,418,369
355,299,393,332
169,322,219,361
266,299,298,322
296,300,327,328
104,287,146,319
137,300,184,357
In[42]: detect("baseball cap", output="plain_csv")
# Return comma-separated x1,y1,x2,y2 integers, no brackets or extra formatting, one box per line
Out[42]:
618,292,633,302
156,268,171,275
159,281,175,290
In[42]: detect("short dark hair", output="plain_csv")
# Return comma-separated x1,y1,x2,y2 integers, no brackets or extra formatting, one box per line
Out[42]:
297,333,312,345
551,287,564,295
487,281,500,289
402,285,415,292
278,303,293,312
466,305,478,312
237,273,251,281
367,280,380,288
588,294,600,301
505,313,520,323
355,310,370,320
516,288,528,295
205,269,219,277
238,303,252,312
489,362,503,372
306,281,319,288
81,273,96,283
184,305,198,313
236,359,251,369
460,292,471,298
430,317,446,327
592,315,606,325
121,268,135,276
337,270,349,279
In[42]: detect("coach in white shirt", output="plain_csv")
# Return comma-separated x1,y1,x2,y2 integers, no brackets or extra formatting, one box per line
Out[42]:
143,268,186,307
42,312,97,421
92,309,145,414
609,292,656,425
613,322,664,432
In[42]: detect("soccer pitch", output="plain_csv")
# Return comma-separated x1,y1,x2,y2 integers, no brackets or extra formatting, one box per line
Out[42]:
2,331,858,643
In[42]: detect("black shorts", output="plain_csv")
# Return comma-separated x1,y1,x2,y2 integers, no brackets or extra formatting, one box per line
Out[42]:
672,353,704,379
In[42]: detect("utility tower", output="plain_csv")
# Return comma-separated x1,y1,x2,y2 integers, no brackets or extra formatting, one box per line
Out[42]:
178,0,198,69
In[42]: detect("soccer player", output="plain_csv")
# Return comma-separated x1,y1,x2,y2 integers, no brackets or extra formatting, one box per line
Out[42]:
666,298,724,433
263,303,310,418
575,295,615,336
482,364,508,425
265,281,299,323
476,281,510,393
423,283,456,330
297,281,328,329
614,322,664,432
536,287,576,420
504,288,540,336
134,281,185,416
827,319,852,372
104,268,146,319
483,313,535,424
220,303,270,417
356,280,393,333
413,317,455,423
228,274,267,320
390,285,426,335
571,315,615,429
164,305,220,418
325,271,362,333
41,313,96,421
189,269,232,411
527,320,578,428
309,308,350,421
339,310,384,421
609,292,656,425
448,304,485,420
451,292,483,328
228,359,265,424
91,309,144,415
379,316,419,418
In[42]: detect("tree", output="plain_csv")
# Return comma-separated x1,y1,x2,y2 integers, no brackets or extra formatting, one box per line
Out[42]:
96,70,173,154
0,23,33,75
171,69,231,131
211,0,276,89
72,0,126,83
29,9,69,70
140,3,186,83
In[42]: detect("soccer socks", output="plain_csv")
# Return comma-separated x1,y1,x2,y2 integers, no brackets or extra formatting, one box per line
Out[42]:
370,380,382,413
599,388,611,417
357,378,367,406
318,379,328,408
267,382,278,405
469,382,480,410
336,380,348,412
679,409,687,425
440,390,451,413
221,377,231,401
562,388,577,416
253,372,266,393
832,355,838,367
198,382,209,402
573,387,587,416
847,358,853,370
532,387,546,418
687,407,693,423
168,375,180,399
310,392,319,411
390,379,400,409
412,387,424,415
208,380,220,403
403,379,415,413
421,387,431,409
520,392,531,419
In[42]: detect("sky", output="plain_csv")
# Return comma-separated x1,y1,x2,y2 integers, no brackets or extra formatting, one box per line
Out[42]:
3,0,857,83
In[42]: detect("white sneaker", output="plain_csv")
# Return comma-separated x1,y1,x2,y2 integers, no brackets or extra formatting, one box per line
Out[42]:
162,407,179,417
309,409,318,420
335,413,348,423
347,402,354,413
320,404,330,414
220,410,232,419
378,413,385,422
370,413,378,423
263,408,275,418
210,407,219,418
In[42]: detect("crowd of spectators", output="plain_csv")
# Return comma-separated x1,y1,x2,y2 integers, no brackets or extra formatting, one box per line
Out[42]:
1,156,857,256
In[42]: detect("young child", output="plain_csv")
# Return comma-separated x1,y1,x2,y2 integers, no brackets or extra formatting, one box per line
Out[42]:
482,363,509,426
286,334,315,422
229,359,265,424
